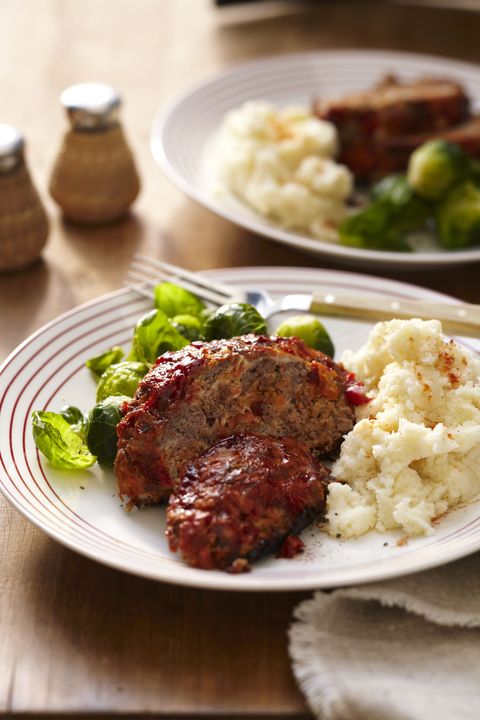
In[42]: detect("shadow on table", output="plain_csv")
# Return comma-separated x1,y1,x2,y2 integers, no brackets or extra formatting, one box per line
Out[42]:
0,259,60,347
59,212,144,285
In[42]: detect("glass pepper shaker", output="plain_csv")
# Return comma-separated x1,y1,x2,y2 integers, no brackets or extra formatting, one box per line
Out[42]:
0,124,49,272
49,83,140,224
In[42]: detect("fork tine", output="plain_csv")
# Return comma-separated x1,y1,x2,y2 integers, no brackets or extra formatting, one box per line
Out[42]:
133,253,234,297
126,269,227,306
125,280,154,301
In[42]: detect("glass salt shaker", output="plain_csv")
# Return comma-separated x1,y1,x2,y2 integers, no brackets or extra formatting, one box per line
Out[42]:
0,124,49,272
49,83,140,224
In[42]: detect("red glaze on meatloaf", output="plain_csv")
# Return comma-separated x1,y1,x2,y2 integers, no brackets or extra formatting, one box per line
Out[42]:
115,334,355,508
166,433,329,572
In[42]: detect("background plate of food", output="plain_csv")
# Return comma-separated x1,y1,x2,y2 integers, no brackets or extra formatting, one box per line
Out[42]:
152,50,480,268
1,266,480,591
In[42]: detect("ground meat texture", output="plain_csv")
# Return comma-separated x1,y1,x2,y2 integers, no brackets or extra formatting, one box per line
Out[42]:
115,334,354,508
166,434,329,572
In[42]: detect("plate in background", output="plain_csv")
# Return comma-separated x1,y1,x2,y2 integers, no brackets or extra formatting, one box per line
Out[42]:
1,266,480,591
152,50,480,268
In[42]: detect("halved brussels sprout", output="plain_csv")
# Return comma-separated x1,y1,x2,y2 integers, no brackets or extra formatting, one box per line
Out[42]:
435,180,480,249
339,203,411,252
407,140,469,200
86,395,130,467
171,314,203,342
370,174,430,232
96,361,149,402
204,303,267,340
274,315,335,357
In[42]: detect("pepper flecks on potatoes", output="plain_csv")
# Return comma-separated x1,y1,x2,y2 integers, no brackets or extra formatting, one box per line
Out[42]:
166,433,329,572
115,334,355,509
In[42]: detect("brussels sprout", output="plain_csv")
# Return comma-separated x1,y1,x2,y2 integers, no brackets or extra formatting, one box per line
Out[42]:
339,204,411,252
171,314,203,341
407,140,469,200
86,346,124,377
199,307,214,326
153,282,206,319
60,405,88,439
370,174,430,232
96,360,148,402
204,303,267,340
131,309,189,363
274,315,335,357
32,411,96,470
86,395,130,467
469,158,480,184
435,180,480,249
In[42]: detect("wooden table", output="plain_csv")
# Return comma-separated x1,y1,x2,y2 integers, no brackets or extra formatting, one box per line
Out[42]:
1,1,480,717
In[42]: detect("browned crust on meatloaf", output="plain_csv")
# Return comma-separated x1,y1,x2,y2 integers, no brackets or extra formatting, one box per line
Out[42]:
370,115,480,176
313,74,471,181
115,334,354,509
166,433,329,572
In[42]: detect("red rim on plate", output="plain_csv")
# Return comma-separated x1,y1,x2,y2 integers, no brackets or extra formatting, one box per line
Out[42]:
1,267,480,591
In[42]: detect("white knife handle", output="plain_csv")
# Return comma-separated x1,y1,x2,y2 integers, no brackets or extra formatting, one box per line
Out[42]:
310,292,480,338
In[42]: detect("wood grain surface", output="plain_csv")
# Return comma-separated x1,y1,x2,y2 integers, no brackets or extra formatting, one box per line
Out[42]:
1,0,480,716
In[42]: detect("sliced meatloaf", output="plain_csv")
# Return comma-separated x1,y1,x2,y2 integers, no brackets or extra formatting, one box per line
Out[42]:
115,334,355,508
370,115,480,176
166,433,329,572
313,75,471,181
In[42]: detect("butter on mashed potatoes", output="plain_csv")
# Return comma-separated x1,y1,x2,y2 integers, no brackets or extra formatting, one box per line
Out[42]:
327,319,480,538
216,101,353,241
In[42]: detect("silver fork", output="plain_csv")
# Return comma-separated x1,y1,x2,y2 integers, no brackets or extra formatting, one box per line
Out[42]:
126,254,480,338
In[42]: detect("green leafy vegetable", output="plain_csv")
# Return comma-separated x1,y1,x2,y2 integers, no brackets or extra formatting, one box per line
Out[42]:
154,282,206,319
60,405,88,439
339,174,432,252
274,315,335,357
86,346,124,377
370,174,430,232
204,303,268,340
86,395,129,467
435,180,480,249
96,361,149,402
131,309,189,363
32,411,96,470
407,140,469,200
339,204,411,252
171,314,203,341
199,307,214,326
469,158,480,185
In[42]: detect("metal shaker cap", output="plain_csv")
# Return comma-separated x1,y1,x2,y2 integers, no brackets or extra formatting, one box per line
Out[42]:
60,83,121,130
0,124,24,173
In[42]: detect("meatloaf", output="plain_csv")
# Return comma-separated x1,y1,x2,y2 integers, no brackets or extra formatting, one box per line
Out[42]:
115,334,355,508
371,115,480,176
313,75,471,181
166,433,329,572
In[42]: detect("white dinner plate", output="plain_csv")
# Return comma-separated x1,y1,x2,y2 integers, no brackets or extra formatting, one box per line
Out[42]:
1,266,480,591
152,49,480,269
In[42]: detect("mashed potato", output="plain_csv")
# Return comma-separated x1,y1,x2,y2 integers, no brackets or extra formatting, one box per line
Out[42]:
216,101,353,241
327,319,480,538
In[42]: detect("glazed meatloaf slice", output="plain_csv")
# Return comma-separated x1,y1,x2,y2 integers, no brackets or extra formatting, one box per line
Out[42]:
166,433,329,572
115,334,355,508
313,75,470,180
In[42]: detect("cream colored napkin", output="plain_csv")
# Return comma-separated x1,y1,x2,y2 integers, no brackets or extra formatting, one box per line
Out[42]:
289,552,480,720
